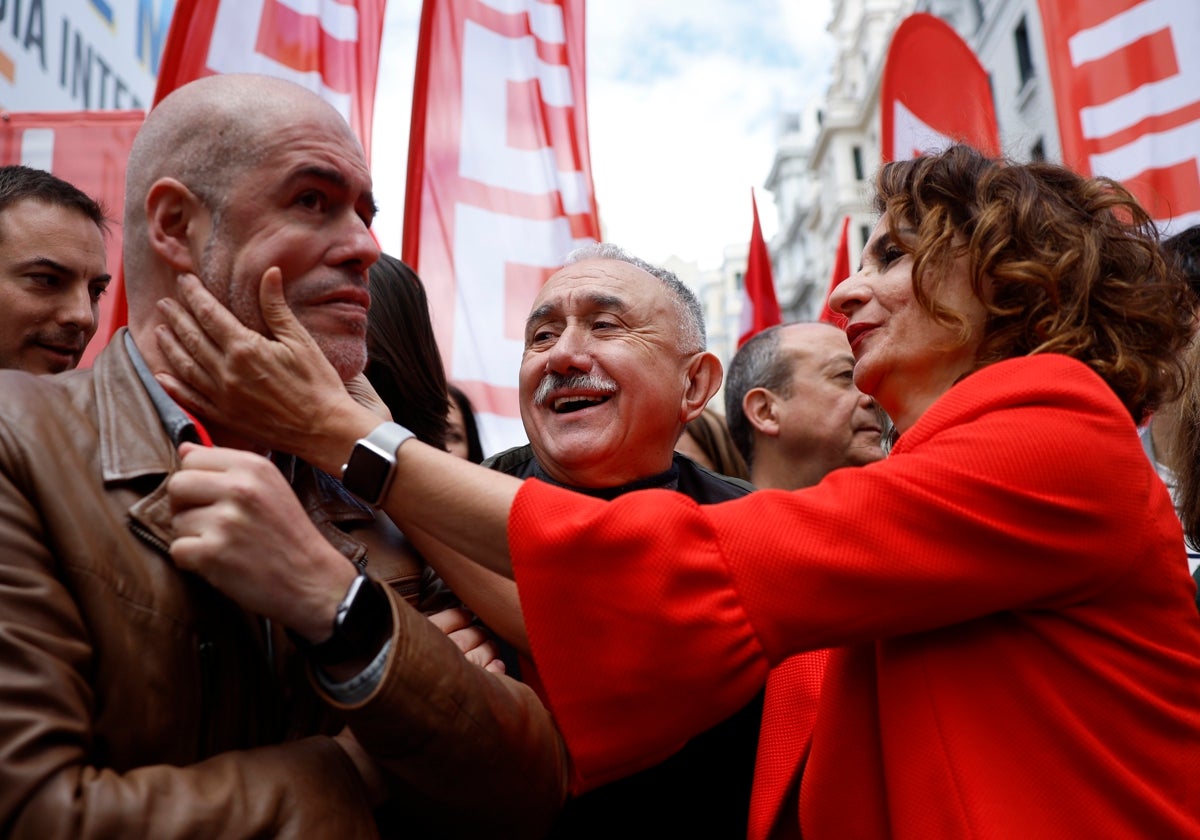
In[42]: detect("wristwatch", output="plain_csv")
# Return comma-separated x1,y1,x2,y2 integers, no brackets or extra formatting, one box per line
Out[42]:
341,421,415,506
291,573,392,666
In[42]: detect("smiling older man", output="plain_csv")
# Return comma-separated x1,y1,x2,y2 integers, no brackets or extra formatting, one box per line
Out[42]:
468,242,765,837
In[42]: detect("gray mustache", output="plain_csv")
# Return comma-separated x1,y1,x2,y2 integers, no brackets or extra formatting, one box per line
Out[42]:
533,372,618,406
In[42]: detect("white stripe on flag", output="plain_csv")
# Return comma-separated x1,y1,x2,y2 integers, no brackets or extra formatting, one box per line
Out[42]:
477,0,565,42
275,0,359,41
20,129,54,171
208,0,353,120
459,21,575,194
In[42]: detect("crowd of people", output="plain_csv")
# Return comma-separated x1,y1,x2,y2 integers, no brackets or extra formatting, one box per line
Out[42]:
0,72,1197,839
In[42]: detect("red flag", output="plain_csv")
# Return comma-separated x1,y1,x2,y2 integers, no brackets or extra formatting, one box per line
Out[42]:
819,215,850,330
880,13,1000,162
1038,0,1200,233
152,0,385,161
403,0,600,454
737,189,781,348
0,110,144,368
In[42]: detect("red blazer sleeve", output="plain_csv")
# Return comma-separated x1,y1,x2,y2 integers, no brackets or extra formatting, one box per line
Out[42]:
509,355,1194,790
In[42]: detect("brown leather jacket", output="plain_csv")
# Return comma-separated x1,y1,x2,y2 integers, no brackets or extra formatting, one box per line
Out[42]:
0,333,567,839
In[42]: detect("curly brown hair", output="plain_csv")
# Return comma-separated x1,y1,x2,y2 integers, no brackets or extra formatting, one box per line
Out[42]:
873,144,1193,424
1168,336,1200,547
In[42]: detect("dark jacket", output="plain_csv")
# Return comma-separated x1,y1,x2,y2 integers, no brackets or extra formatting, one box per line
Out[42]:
484,444,762,839
0,333,567,839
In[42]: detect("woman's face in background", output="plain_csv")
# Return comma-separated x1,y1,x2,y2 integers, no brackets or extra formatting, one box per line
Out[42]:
446,398,471,460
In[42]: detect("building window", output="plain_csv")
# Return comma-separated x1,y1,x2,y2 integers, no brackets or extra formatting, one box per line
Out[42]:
852,145,865,182
859,224,871,253
988,72,1001,121
1030,138,1046,162
1015,16,1035,89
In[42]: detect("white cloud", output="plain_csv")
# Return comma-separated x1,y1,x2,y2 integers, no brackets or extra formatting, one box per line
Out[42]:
371,1,834,270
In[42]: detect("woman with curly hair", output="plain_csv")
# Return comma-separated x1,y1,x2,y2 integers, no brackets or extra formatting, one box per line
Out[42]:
156,144,1200,838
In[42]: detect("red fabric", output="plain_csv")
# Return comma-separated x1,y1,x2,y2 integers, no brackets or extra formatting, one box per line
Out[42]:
880,13,999,162
510,354,1200,839
747,651,827,840
181,410,213,447
738,189,782,348
402,0,599,442
151,0,220,106
1037,0,1200,227
817,215,850,330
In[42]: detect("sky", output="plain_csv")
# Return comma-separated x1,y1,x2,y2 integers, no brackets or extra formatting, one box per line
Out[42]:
370,0,836,271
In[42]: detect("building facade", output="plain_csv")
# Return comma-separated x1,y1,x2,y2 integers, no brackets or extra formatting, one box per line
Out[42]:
647,0,1075,415
758,0,1060,328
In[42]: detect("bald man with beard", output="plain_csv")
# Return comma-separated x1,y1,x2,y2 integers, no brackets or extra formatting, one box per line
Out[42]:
0,74,566,838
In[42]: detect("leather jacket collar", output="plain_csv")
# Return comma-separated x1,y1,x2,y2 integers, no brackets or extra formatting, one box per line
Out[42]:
95,329,374,560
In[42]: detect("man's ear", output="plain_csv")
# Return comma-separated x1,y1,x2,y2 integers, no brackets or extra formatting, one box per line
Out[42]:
743,387,781,437
681,351,723,423
145,177,209,273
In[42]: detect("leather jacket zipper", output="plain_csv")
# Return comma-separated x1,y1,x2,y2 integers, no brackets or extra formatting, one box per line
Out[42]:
128,519,218,755
127,519,169,554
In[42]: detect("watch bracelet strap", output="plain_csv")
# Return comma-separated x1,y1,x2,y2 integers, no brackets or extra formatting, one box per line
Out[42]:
360,420,416,461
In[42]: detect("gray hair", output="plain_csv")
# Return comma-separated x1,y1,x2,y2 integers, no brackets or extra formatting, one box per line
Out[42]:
563,242,706,353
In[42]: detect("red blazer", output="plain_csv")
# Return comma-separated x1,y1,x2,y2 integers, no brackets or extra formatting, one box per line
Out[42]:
510,354,1200,839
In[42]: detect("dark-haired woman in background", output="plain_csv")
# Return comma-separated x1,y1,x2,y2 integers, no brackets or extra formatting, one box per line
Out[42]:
446,382,486,464
365,253,450,449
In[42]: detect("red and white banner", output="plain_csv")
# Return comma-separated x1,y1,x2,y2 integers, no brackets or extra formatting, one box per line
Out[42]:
1038,0,1200,234
819,215,850,330
0,110,144,367
153,0,385,162
880,13,1000,162
403,0,600,454
738,189,781,348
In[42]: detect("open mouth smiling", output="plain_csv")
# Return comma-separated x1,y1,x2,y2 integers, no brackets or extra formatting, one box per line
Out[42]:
552,393,612,413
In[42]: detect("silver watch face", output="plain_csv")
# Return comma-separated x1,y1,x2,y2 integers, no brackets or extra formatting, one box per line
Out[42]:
342,440,394,504
341,422,413,505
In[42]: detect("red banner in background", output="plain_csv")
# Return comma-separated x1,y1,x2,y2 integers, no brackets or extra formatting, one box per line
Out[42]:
0,110,144,368
880,13,1000,162
153,0,385,161
1038,0,1200,234
404,0,600,456
738,189,781,348
819,215,850,330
